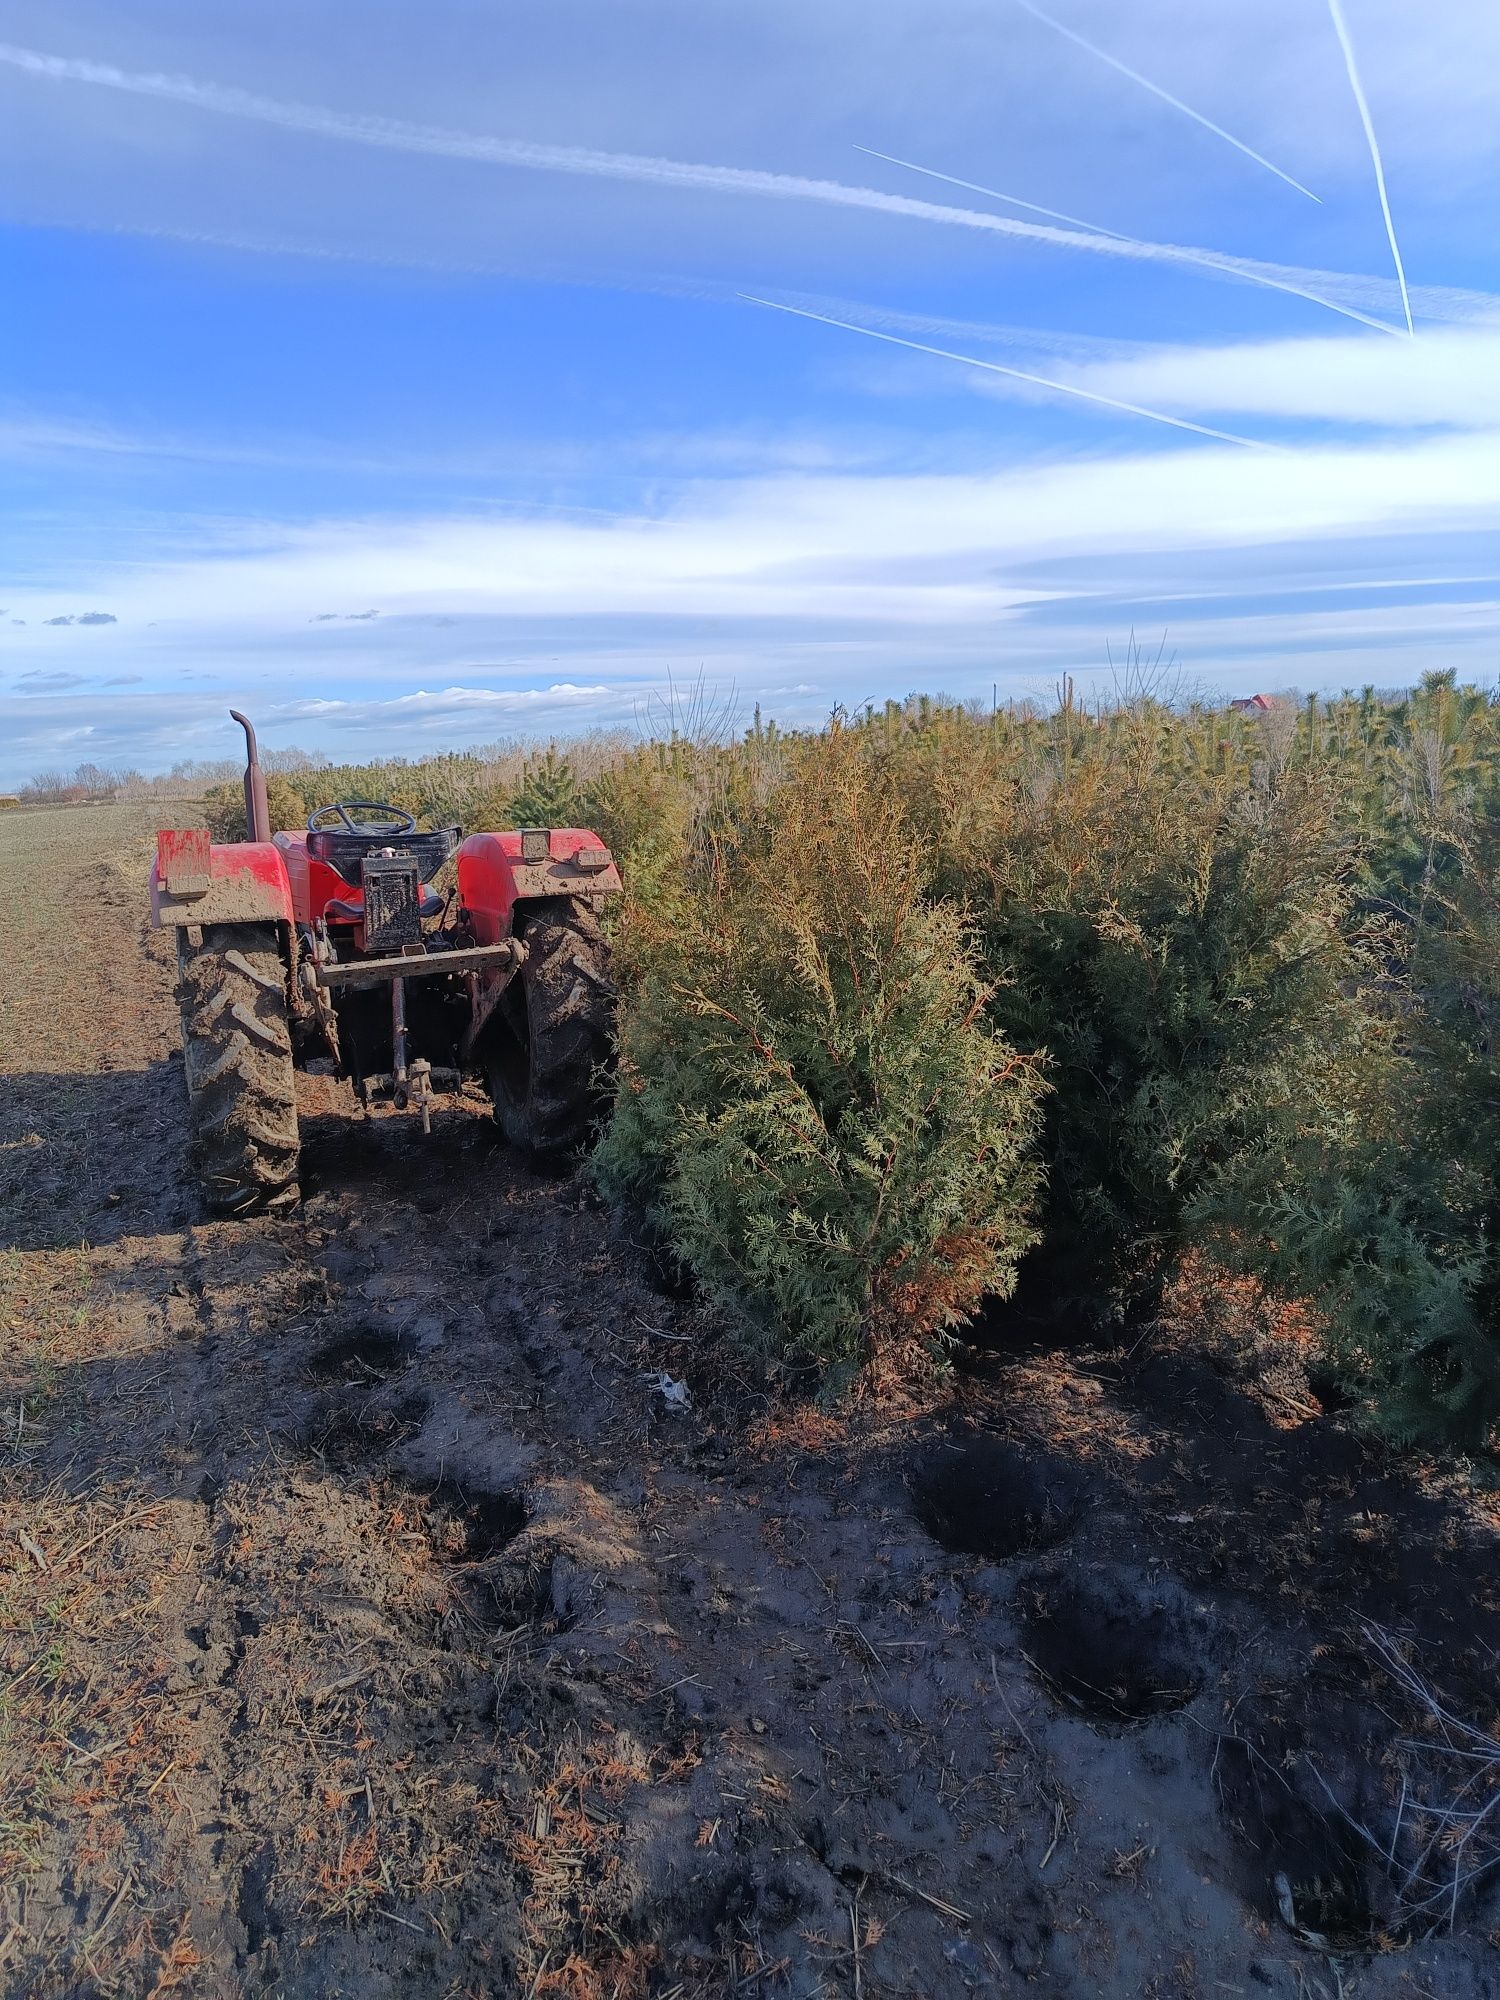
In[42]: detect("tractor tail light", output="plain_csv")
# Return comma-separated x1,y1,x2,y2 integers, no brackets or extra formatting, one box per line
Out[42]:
520,827,549,863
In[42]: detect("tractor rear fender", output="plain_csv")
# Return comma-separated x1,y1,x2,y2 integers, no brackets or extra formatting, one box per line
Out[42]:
150,827,296,929
271,830,359,929
456,829,621,943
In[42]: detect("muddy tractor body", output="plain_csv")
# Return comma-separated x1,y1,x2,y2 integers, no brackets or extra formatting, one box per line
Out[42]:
150,712,620,1214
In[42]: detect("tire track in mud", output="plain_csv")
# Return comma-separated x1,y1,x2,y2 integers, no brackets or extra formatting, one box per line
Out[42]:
5,806,1499,1998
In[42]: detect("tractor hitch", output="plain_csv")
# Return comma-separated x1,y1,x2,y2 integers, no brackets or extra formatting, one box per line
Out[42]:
309,940,525,989
355,1057,463,1132
307,938,528,1135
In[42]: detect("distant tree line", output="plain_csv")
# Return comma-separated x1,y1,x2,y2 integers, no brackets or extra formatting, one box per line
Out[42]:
18,747,330,805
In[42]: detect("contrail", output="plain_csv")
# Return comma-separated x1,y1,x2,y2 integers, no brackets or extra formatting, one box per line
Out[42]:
0,40,1392,332
853,145,1131,240
1011,0,1321,202
853,139,1394,336
740,296,1280,450
1325,0,1413,336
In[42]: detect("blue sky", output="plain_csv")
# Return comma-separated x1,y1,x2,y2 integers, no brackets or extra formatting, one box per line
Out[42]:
2,0,1498,784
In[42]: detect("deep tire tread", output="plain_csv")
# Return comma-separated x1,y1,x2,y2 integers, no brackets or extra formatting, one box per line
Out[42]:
177,923,301,1216
488,900,615,1165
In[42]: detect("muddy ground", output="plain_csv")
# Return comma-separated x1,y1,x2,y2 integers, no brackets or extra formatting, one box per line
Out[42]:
2,801,1498,2000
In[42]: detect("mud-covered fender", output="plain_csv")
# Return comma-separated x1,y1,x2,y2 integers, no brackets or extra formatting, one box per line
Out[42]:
150,828,296,928
457,829,622,943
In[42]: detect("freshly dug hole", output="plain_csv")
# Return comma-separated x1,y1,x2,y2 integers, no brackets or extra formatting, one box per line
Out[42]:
299,1390,431,1468
386,1475,529,1563
1216,1737,1383,1952
1020,1569,1208,1725
954,1290,1081,1367
304,1325,416,1382
910,1437,1085,1559
1215,1679,1411,1952
465,1550,581,1636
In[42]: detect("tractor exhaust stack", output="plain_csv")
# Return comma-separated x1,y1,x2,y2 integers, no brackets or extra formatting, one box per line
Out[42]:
230,709,271,844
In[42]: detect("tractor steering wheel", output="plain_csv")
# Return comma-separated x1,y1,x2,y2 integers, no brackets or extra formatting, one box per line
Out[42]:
307,801,418,837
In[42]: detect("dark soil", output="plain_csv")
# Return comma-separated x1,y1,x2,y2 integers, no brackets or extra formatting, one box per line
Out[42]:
3,804,1500,2000
909,1434,1087,1557
389,1474,530,1563
1215,1686,1394,1953
303,1325,419,1382
1018,1566,1211,1724
299,1387,433,1467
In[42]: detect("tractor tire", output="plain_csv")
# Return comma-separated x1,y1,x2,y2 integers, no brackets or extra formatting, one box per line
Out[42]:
176,923,301,1216
486,900,615,1166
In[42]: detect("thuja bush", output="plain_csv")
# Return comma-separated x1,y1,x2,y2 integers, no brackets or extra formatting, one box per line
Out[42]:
595,732,1046,1380
584,743,703,924
587,727,794,913
1211,1131,1500,1455
879,703,1378,1318
1206,814,1500,1455
203,772,307,841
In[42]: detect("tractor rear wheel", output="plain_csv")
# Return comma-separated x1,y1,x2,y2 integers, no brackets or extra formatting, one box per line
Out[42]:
486,900,615,1165
176,923,301,1215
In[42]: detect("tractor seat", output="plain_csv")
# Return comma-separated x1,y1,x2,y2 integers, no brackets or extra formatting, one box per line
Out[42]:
324,887,446,926
306,825,460,887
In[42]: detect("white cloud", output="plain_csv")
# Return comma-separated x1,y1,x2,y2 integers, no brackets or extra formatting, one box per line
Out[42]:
1055,325,1500,429
0,422,1495,783
272,683,613,730
3,428,1498,644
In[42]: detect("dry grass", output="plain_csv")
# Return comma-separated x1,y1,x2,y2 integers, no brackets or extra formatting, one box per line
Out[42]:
0,1479,208,1991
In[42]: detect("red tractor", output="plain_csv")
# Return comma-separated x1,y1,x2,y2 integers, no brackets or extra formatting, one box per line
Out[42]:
150,712,620,1215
